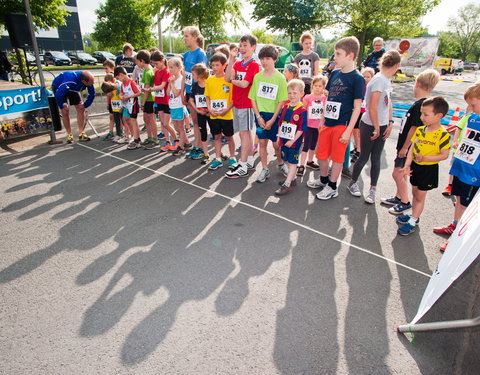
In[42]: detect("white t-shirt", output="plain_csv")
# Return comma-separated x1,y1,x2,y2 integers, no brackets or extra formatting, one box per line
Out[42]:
362,73,392,126
169,75,184,109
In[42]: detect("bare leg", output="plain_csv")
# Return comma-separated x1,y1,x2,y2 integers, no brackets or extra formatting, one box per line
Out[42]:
239,130,252,163
329,161,343,183
60,105,72,134
411,186,427,218
214,134,222,158
76,104,86,133
273,141,282,164
259,139,268,168
392,167,409,202
285,162,297,184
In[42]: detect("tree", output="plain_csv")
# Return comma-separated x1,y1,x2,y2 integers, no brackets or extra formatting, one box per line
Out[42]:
251,28,274,44
437,32,461,58
92,0,155,51
448,3,480,61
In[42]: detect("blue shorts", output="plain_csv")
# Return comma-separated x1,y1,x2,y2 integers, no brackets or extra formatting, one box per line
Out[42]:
171,107,184,121
256,111,279,142
281,146,301,164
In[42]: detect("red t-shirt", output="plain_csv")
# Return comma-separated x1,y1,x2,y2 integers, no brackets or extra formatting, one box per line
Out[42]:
153,68,171,105
232,58,260,109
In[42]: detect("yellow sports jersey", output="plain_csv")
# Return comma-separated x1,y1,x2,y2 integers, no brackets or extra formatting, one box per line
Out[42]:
411,125,450,165
204,75,233,120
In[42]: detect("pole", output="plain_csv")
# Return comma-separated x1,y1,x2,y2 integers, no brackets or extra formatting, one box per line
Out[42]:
157,13,163,51
397,316,480,333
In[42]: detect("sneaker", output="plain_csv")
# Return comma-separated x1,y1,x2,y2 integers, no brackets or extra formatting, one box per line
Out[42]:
103,131,114,141
172,146,185,156
115,136,129,144
278,179,297,187
185,148,198,159
78,132,90,142
201,155,210,165
236,145,242,152
184,142,193,150
221,154,229,161
192,149,205,160
127,140,141,150
306,161,320,170
256,168,270,183
396,215,420,225
144,141,157,149
381,196,401,206
167,143,177,151
140,137,151,146
341,167,352,179
275,184,293,196
141,125,147,132
278,163,288,177
112,135,122,143
439,240,449,253
66,134,74,143
228,158,237,169
307,178,326,189
433,223,457,235
348,181,361,197
247,161,255,170
398,223,416,236
364,188,376,204
388,202,412,215
159,141,171,152
296,166,305,176
208,159,223,170
157,132,165,140
315,185,338,200
225,164,248,179
442,185,452,196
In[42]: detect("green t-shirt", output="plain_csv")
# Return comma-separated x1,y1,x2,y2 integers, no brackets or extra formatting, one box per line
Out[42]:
141,67,154,102
248,70,288,113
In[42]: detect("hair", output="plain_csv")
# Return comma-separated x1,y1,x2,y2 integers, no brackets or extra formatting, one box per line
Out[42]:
215,45,229,59
416,69,440,92
101,81,115,94
240,34,257,47
191,63,210,80
114,66,127,77
229,43,238,51
122,43,134,54
464,81,480,100
104,73,115,82
285,64,299,78
151,51,165,62
103,59,115,69
312,75,328,87
149,47,160,54
288,78,305,92
335,36,360,59
300,31,314,44
258,44,278,60
361,67,375,77
135,49,150,64
210,52,227,65
372,37,384,46
379,50,401,68
183,26,204,48
167,57,183,69
422,96,449,116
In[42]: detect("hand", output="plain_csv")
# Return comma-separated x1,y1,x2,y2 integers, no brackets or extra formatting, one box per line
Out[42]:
258,117,266,129
285,140,293,148
370,126,380,140
452,142,459,150
264,119,274,130
415,154,424,163
218,108,230,117
142,87,151,93
383,124,393,140
119,94,125,100
400,166,412,177
398,147,408,159
229,52,237,64
168,76,175,82
339,128,352,144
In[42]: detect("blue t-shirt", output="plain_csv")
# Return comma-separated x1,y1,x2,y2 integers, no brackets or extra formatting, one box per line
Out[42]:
183,48,207,94
324,69,365,127
450,113,480,187
277,103,308,149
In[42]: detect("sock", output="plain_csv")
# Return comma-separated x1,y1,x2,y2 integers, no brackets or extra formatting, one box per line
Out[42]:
247,155,254,165
320,176,329,185
408,216,418,226
230,157,236,161
283,180,291,187
216,157,222,162
401,201,410,205
134,138,140,143
239,161,247,169
453,220,458,226
328,181,337,190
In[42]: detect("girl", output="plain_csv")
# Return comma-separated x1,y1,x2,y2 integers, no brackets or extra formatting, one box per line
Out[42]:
283,64,299,82
167,57,188,155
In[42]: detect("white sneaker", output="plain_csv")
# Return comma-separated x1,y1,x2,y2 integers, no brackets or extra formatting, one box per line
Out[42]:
256,168,270,183
315,185,338,200
347,181,361,197
307,178,326,189
365,188,376,204
279,163,288,177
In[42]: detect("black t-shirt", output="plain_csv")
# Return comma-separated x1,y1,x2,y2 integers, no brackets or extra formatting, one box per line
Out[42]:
115,55,135,74
190,82,207,110
396,98,426,151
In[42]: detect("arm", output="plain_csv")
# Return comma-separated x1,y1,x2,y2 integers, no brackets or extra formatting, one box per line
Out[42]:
415,148,450,164
368,91,381,140
285,130,303,148
314,60,320,76
382,101,394,140
225,54,235,83
340,98,362,143
251,100,266,129
401,144,415,177
398,126,417,158
452,128,461,149
83,85,96,109
265,101,284,130
169,75,183,97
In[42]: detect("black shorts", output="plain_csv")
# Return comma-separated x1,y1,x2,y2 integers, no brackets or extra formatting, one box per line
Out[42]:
155,103,170,114
63,91,82,106
209,118,234,137
143,101,154,114
410,162,438,191
394,156,406,168
451,176,480,207
354,112,364,129
304,83,311,95
302,127,319,152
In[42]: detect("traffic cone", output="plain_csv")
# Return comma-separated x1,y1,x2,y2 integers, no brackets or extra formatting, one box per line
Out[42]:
446,107,461,133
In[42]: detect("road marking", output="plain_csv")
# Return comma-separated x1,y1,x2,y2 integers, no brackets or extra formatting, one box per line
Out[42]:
78,143,431,278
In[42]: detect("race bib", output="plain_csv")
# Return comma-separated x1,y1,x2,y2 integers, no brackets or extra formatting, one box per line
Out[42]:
455,139,480,165
257,82,279,101
399,115,408,134
299,67,311,78
309,103,323,120
111,99,122,111
235,72,246,81
169,92,182,107
124,98,134,113
277,122,297,140
185,72,193,86
324,101,341,120
195,95,207,108
211,99,227,112
154,89,165,98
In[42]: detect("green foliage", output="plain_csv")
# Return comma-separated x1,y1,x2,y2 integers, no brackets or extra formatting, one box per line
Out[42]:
437,32,461,58
252,28,274,44
448,3,480,60
92,0,155,51
0,0,69,30
82,33,101,55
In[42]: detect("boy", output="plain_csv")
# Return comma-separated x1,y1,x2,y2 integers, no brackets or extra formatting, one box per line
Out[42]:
381,69,440,214
115,43,135,75
307,36,365,200
275,79,308,195
103,60,117,141
433,83,480,251
114,66,142,150
135,50,158,149
101,75,123,141
248,44,289,183
204,53,236,170
293,32,320,95
397,96,451,236
225,34,260,178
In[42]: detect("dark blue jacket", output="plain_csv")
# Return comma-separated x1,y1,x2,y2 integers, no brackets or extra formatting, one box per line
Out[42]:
52,71,95,109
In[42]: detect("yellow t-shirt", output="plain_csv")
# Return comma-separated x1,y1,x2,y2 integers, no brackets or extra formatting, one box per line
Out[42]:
204,75,233,120
411,125,450,165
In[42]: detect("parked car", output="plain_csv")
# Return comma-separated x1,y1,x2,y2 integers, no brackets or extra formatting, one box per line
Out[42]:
206,42,230,60
44,51,72,66
165,53,183,61
25,52,44,66
463,62,479,71
92,51,116,63
68,52,97,65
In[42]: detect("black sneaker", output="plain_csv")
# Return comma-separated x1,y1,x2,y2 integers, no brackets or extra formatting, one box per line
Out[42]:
172,146,185,156
296,166,305,176
306,161,320,170
225,164,248,179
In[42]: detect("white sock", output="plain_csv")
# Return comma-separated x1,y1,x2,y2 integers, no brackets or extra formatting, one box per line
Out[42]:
247,155,254,165
408,216,418,226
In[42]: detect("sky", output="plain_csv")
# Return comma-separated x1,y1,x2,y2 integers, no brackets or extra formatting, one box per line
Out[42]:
76,0,473,39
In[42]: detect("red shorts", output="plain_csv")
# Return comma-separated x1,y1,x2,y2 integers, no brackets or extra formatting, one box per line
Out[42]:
316,125,348,163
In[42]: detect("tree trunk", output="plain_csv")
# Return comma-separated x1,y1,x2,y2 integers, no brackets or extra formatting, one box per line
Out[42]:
14,48,29,85
357,29,367,67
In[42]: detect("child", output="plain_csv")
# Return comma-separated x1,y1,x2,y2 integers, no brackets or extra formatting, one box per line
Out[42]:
204,53,236,170
115,66,142,149
293,32,320,95
115,43,135,75
307,36,365,200
189,63,210,163
433,82,480,251
298,75,327,176
283,64,299,82
149,51,177,152
347,50,401,204
102,66,118,141
100,75,123,141
381,69,440,214
167,57,189,155
275,79,308,195
225,34,261,178
248,44,289,183
136,50,158,149
397,96,451,236
103,59,115,74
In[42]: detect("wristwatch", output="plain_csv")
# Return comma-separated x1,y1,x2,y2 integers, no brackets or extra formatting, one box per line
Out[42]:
256,114,262,119
389,120,394,124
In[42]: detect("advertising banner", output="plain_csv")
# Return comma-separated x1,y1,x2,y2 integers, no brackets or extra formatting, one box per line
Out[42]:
385,37,440,75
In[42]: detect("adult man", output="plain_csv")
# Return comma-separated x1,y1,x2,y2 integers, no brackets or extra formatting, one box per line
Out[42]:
363,37,385,73
52,70,96,143
115,43,135,75
0,50,12,81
